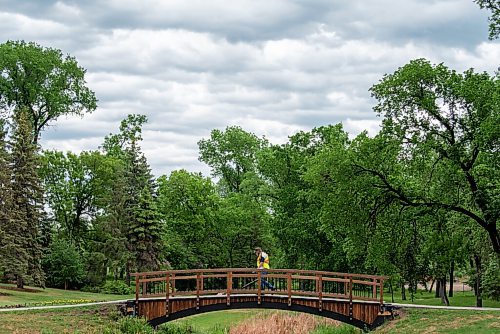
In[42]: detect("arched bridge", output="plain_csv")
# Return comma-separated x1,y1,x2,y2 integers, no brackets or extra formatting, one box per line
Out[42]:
129,269,393,330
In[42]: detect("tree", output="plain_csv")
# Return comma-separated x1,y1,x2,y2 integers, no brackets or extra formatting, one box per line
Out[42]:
198,126,267,193
0,40,97,143
40,150,105,245
157,170,221,269
0,120,10,271
43,239,85,290
100,114,162,282
475,0,500,39
370,59,500,254
259,125,350,270
0,110,44,288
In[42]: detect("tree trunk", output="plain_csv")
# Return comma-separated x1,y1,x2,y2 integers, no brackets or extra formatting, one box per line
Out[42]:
474,255,483,307
64,280,67,290
126,263,131,286
435,279,440,298
16,276,24,289
449,261,454,297
486,220,500,255
389,278,394,303
439,278,449,306
401,281,406,301
429,279,435,293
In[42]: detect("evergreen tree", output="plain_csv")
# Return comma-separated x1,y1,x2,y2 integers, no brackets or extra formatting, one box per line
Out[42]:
0,120,10,272
124,140,161,274
1,110,45,288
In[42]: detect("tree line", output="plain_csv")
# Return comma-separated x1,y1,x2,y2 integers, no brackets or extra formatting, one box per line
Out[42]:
0,5,498,306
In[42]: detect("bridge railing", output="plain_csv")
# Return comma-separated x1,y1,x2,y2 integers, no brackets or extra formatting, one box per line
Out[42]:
131,269,386,306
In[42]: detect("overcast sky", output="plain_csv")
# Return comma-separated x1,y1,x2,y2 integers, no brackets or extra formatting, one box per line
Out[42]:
1,0,498,176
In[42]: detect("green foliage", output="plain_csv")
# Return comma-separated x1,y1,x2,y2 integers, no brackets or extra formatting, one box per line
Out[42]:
43,238,85,289
110,317,155,334
100,280,135,295
482,255,500,301
0,109,44,288
0,40,97,143
311,324,360,334
475,0,500,39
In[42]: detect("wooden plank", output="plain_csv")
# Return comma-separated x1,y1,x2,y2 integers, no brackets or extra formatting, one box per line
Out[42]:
257,271,262,305
140,276,170,283
322,277,349,283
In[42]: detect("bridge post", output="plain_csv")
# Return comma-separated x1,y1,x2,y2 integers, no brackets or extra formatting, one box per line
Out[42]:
317,274,323,312
196,273,201,310
165,273,170,317
349,275,353,320
379,278,384,306
227,271,232,306
373,278,377,299
135,275,139,302
257,271,262,305
287,271,292,306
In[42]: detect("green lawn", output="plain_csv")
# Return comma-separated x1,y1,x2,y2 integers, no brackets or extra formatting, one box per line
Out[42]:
375,308,500,333
383,289,500,308
0,284,133,307
0,305,118,334
163,309,265,332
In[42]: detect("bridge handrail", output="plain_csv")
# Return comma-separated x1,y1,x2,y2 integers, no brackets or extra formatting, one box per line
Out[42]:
133,268,387,309
131,268,388,280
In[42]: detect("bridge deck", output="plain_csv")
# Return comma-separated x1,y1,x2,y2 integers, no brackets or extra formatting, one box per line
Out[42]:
130,268,391,330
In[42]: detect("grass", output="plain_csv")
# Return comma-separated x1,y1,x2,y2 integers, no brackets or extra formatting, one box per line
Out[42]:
0,284,133,307
0,305,118,334
383,288,500,308
0,306,498,333
375,308,500,333
166,309,264,332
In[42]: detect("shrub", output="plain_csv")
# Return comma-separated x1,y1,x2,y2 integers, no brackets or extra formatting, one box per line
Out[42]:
482,256,500,301
101,280,135,295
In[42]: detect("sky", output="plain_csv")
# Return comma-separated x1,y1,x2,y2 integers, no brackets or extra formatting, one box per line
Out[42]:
0,0,498,176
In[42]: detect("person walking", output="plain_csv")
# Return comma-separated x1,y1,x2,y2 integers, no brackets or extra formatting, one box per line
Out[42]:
255,247,275,290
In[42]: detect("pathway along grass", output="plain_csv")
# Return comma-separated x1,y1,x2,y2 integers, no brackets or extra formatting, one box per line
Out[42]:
0,284,133,308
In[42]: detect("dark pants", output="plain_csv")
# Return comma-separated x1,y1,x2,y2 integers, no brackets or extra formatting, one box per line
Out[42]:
260,271,275,290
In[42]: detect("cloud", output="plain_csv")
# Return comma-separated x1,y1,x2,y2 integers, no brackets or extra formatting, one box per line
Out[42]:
0,0,497,176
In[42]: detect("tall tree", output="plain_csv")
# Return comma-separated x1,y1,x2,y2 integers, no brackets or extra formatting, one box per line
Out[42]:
1,110,44,288
0,120,10,266
157,170,221,269
370,59,500,254
198,126,267,193
40,151,104,245
101,114,162,281
0,40,97,143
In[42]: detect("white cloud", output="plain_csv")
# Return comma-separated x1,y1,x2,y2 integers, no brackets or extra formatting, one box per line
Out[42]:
2,0,499,176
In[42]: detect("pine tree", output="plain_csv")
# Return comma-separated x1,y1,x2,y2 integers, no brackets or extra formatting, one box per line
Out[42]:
129,186,162,272
2,110,45,288
0,120,11,270
124,141,162,274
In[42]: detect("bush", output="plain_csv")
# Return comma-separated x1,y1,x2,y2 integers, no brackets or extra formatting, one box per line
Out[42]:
104,317,155,334
482,256,500,301
81,285,101,293
157,323,198,334
101,280,135,295
42,239,86,289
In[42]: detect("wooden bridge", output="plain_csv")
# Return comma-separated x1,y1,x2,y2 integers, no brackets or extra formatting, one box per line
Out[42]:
130,268,393,330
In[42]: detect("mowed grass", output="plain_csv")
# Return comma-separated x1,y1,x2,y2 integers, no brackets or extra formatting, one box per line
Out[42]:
384,289,500,308
165,309,266,332
375,308,500,334
0,306,499,334
0,305,118,334
0,284,133,307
